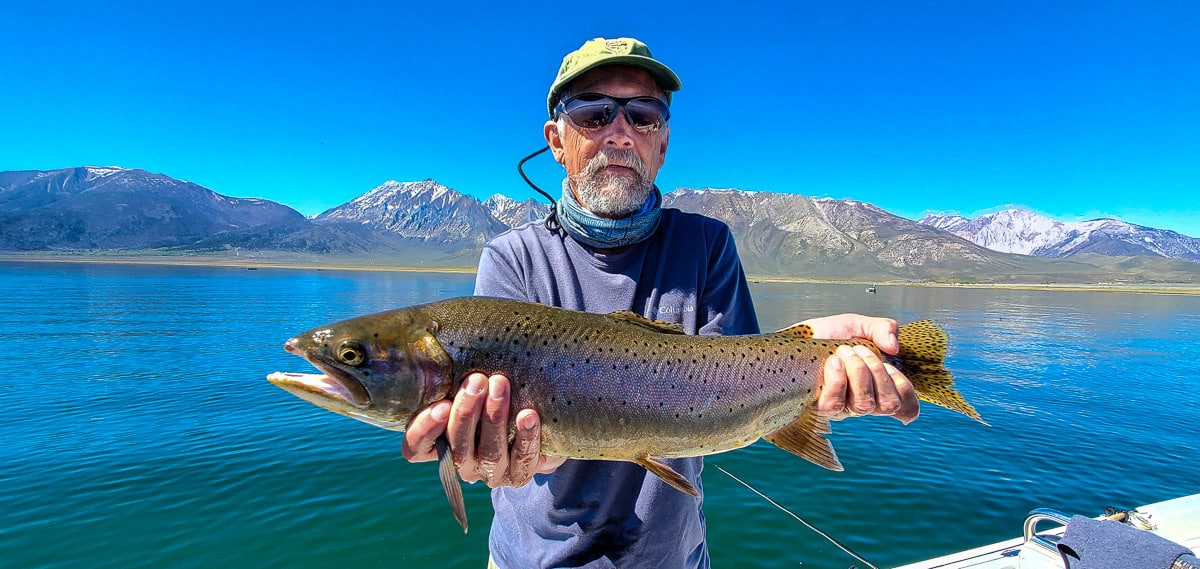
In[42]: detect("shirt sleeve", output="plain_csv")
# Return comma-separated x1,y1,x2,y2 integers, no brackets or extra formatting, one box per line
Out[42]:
474,240,530,301
697,224,760,337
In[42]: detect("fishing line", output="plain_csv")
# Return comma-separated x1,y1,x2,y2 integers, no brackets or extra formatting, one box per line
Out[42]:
714,464,879,569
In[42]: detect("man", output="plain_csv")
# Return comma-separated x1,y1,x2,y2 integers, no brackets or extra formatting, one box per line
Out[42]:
402,37,918,568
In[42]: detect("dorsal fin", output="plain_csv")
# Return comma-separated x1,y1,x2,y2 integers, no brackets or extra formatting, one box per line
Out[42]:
774,323,815,338
608,311,686,334
763,408,843,471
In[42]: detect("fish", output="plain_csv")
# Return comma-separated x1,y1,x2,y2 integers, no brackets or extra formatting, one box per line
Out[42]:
268,296,983,532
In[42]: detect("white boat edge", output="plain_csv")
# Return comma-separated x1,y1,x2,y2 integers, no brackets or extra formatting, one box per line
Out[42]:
893,492,1200,569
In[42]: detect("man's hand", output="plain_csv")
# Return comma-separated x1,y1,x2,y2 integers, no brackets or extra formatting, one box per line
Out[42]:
401,373,564,487
800,313,920,424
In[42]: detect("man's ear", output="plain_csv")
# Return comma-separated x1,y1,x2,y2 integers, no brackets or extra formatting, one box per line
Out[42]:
544,120,566,165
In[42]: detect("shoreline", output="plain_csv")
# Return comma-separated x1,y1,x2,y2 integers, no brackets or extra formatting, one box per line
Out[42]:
3,253,1197,295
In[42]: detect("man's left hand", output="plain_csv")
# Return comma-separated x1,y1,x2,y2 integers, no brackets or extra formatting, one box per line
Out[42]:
800,313,920,424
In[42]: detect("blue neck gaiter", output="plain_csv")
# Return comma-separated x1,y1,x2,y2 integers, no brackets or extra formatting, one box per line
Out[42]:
556,180,662,249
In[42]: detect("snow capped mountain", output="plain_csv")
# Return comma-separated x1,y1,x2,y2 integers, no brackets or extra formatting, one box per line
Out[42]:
315,180,547,246
483,194,552,228
0,166,312,250
5,166,1198,281
919,209,1200,262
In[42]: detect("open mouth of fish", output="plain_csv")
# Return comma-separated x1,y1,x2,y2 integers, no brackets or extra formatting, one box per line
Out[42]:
267,371,370,409
268,338,372,409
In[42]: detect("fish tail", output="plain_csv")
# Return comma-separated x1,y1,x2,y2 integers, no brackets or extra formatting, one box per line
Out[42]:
892,320,985,423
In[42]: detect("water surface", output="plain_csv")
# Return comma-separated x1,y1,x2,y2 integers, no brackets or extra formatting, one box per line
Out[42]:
1,262,1195,568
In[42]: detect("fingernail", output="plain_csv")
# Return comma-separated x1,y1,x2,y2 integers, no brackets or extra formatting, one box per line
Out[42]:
518,412,537,431
431,403,449,421
828,355,843,371
467,374,486,395
489,376,508,400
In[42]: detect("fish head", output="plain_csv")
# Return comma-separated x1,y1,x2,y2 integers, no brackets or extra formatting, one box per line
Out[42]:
269,307,454,432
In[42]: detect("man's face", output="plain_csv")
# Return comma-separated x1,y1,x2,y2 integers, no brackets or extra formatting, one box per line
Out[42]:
545,66,670,219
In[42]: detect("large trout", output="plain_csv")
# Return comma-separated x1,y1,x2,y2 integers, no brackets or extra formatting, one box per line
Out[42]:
269,296,982,531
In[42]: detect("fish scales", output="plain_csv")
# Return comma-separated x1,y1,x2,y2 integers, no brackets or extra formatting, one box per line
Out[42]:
428,299,835,460
269,295,984,531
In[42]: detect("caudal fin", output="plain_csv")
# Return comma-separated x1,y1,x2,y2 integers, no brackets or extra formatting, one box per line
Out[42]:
893,320,986,424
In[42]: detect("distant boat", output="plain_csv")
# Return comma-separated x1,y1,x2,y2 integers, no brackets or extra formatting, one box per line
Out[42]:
866,285,876,293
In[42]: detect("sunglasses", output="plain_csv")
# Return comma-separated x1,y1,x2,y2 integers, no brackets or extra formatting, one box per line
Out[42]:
555,93,671,133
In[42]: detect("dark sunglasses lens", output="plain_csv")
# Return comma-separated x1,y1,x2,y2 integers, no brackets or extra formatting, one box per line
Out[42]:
624,99,668,128
565,101,614,129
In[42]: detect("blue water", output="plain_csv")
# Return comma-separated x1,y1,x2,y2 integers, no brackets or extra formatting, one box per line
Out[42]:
1,262,1196,568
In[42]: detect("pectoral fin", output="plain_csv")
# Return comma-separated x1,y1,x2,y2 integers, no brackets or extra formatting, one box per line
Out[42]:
635,456,699,496
436,436,469,533
764,409,843,471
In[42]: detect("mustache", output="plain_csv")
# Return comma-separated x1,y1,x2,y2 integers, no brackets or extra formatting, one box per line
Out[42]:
580,149,650,181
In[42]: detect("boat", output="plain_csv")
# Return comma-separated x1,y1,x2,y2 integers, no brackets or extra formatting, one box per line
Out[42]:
894,492,1200,569
866,284,877,293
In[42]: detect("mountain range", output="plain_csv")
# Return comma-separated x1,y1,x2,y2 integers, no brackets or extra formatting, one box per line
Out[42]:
918,209,1200,262
2,166,1197,284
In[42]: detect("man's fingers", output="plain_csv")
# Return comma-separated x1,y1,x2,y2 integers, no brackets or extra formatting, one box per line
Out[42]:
853,345,900,415
475,375,512,486
840,345,876,414
885,362,920,424
401,401,450,462
816,354,848,415
448,373,488,480
869,318,900,354
506,409,542,487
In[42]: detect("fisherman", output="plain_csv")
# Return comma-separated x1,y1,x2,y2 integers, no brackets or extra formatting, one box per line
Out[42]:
401,37,920,568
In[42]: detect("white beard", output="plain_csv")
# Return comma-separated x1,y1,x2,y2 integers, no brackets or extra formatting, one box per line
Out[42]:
570,149,653,217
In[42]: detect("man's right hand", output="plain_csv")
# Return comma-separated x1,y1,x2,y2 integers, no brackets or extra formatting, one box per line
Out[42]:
401,373,565,487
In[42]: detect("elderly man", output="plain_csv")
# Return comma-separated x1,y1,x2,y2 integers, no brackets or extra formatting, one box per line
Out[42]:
402,37,918,568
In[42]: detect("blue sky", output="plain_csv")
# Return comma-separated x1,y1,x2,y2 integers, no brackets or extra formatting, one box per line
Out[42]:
3,1,1198,236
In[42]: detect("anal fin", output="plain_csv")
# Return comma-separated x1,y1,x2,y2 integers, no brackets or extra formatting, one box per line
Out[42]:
763,409,843,471
635,456,699,496
436,436,469,533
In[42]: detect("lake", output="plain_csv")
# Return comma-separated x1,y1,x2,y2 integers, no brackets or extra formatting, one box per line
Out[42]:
1,261,1196,568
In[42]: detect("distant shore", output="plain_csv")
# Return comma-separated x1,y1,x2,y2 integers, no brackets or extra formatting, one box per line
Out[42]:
3,253,1198,296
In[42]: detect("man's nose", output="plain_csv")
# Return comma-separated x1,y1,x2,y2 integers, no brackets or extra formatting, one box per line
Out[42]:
602,109,637,148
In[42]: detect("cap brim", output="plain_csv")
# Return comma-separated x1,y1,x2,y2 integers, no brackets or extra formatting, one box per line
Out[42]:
547,56,682,116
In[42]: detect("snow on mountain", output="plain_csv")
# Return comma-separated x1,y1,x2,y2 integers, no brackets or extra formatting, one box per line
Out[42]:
316,180,515,245
83,166,127,180
483,194,552,228
919,209,1200,262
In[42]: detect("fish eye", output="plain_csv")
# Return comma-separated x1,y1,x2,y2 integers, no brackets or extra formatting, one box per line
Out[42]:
337,340,366,366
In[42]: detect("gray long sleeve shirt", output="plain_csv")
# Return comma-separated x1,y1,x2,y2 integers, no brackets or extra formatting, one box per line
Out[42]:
475,207,759,568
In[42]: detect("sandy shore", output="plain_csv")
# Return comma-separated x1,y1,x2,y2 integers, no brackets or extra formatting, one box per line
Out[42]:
3,253,1198,295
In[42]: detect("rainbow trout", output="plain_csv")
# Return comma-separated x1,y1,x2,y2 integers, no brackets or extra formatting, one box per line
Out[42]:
269,296,982,531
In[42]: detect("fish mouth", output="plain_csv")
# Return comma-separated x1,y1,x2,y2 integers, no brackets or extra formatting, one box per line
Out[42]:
267,372,370,409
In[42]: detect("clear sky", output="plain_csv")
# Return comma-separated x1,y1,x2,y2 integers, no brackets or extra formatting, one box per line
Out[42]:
3,1,1198,236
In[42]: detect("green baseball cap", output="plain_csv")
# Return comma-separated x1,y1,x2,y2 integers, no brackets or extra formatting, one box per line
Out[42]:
547,37,682,118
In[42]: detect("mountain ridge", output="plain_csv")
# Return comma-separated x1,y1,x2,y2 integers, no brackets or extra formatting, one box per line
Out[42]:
3,167,1197,285
919,209,1200,262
